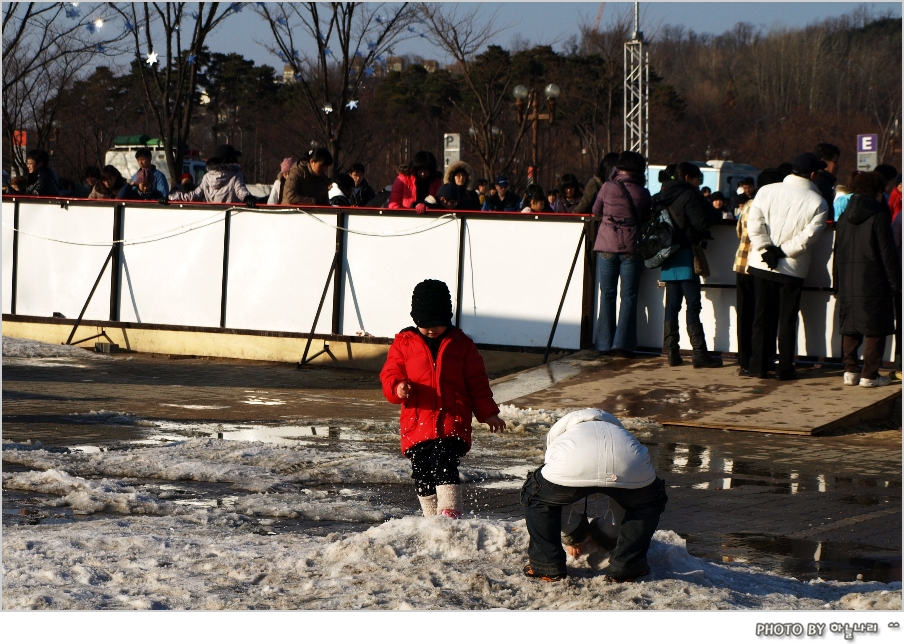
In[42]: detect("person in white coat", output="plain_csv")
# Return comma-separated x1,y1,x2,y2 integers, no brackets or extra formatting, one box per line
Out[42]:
170,144,259,207
520,409,667,583
745,152,828,380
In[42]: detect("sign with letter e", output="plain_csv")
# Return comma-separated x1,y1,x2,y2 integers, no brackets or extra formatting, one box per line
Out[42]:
856,134,879,171
857,134,878,153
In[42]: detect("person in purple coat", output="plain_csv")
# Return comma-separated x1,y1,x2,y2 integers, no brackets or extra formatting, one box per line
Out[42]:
591,151,652,357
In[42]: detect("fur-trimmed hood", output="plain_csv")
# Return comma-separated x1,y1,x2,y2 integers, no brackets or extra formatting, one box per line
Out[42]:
443,160,475,191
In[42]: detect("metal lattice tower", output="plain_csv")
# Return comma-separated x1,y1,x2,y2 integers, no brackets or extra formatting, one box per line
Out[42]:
623,2,649,159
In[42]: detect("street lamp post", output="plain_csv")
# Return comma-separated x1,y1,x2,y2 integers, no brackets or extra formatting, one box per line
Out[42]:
513,83,560,185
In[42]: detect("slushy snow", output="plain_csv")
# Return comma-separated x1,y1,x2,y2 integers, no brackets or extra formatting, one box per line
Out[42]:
3,437,901,610
3,336,110,359
3,511,900,610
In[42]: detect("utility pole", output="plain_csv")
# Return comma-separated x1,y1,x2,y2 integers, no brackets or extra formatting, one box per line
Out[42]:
624,2,649,160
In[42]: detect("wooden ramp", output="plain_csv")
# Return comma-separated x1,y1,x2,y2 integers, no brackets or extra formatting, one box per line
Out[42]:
491,352,901,436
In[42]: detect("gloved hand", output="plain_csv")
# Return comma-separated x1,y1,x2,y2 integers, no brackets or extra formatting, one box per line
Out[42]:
761,245,786,270
157,197,168,205
414,202,427,215
244,195,259,208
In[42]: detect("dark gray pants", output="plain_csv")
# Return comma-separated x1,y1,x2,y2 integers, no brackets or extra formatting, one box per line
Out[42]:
520,468,667,578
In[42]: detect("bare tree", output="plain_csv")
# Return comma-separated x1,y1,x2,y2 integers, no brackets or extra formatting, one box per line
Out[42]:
254,2,417,171
416,2,531,182
2,2,126,174
108,2,237,180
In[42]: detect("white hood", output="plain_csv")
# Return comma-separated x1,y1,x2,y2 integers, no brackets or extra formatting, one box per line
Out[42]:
543,408,656,489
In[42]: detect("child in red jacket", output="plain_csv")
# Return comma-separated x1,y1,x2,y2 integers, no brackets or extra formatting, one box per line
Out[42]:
380,279,505,518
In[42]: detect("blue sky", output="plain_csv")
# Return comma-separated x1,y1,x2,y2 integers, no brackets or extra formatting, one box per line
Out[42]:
202,2,902,70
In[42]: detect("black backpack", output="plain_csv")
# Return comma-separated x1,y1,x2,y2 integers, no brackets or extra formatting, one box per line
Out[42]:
640,204,679,268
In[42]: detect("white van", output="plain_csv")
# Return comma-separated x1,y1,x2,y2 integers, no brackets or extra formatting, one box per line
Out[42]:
648,160,759,200
104,136,206,188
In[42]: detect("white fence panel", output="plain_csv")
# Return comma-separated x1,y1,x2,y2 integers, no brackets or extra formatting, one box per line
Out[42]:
119,206,225,327
341,213,460,338
225,209,337,333
2,201,14,314
14,202,114,320
460,218,585,348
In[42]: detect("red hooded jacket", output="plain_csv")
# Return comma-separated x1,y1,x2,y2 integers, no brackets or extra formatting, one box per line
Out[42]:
380,328,500,455
387,173,443,209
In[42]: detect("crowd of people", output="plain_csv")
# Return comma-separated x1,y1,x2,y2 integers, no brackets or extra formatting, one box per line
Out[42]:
4,141,902,382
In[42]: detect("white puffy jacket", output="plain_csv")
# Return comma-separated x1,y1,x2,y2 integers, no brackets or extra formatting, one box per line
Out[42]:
746,174,828,279
170,163,252,204
542,409,656,489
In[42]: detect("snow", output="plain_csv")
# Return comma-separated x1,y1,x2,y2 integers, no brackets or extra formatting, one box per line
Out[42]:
2,336,110,360
3,512,899,610
3,438,900,610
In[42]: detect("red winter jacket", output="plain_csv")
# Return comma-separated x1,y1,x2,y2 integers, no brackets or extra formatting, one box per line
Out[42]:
387,173,442,209
889,186,902,222
380,328,500,455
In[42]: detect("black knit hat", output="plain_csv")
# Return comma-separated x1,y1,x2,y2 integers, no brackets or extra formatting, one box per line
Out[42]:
411,279,452,328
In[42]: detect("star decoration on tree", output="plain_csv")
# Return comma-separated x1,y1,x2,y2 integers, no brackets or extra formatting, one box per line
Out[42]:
364,66,374,77
124,20,136,32
146,51,159,66
346,100,359,110
323,47,332,58
187,54,198,64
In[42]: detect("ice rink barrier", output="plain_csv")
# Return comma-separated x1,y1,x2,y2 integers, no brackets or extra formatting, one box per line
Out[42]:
1,195,854,360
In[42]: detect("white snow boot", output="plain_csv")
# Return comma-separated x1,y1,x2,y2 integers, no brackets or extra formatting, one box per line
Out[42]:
418,494,438,517
436,484,463,519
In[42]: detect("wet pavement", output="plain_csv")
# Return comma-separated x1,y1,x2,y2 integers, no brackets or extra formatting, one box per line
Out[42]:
2,349,901,583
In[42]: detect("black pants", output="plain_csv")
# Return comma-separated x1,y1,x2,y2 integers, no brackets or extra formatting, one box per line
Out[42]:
664,279,702,326
735,272,757,370
405,437,467,497
520,468,667,578
842,334,887,380
749,273,803,378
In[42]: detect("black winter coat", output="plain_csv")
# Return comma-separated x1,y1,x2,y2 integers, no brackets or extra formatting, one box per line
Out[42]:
653,179,720,248
350,179,376,207
25,167,60,196
833,195,900,336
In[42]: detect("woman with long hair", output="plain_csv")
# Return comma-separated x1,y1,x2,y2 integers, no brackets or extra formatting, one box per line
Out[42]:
653,162,722,368
387,151,442,212
591,151,652,357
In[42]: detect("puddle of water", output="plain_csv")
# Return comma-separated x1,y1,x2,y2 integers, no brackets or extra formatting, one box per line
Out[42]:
242,398,286,406
125,421,369,448
70,445,103,454
720,533,901,583
173,495,239,509
3,357,89,368
160,404,229,410
644,440,901,495
474,465,531,490
492,359,585,404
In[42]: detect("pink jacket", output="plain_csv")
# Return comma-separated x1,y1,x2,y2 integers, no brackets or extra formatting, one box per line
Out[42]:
387,173,442,209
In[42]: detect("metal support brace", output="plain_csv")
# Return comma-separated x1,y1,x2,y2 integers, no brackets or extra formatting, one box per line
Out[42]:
298,249,341,367
11,200,20,314
543,229,586,364
65,247,115,345
68,329,116,347
220,209,232,327
454,216,466,327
